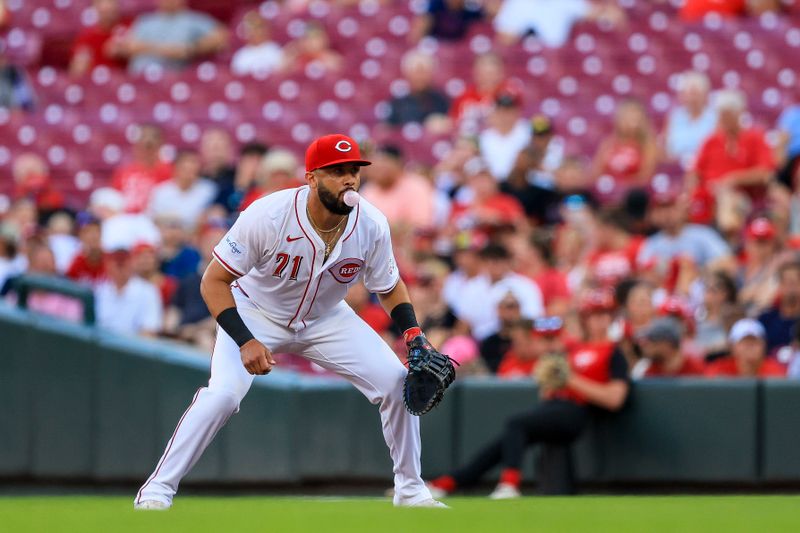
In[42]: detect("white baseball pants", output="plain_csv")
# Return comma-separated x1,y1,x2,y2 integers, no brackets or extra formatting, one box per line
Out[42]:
135,292,432,506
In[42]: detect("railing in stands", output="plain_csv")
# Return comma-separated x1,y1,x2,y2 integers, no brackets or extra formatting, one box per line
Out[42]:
13,274,95,325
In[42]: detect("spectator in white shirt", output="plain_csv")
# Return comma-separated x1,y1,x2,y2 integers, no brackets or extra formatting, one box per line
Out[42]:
493,0,625,47
89,187,161,252
662,71,717,169
443,232,485,316
148,149,217,231
46,211,81,274
231,10,283,77
455,243,544,340
95,248,163,337
479,87,531,182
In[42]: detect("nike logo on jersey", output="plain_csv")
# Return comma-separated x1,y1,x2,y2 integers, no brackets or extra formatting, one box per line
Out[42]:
286,235,304,242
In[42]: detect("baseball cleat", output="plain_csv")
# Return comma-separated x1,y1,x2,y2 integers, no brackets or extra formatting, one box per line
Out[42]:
489,482,521,500
399,498,450,508
133,500,171,510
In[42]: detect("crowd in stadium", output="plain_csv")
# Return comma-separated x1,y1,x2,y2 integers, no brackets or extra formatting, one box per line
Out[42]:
2,0,800,383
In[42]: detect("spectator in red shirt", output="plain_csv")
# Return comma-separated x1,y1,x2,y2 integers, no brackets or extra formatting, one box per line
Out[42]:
690,89,775,206
448,159,526,234
450,52,507,129
587,208,643,288
66,213,105,287
680,0,745,21
497,316,566,379
576,288,617,343
12,153,64,215
429,313,628,499
69,0,131,76
510,230,571,317
705,318,786,377
111,124,173,213
591,99,658,193
633,317,705,378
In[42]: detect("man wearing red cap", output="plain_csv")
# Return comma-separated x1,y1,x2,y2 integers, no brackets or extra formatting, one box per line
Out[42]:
135,134,448,509
428,314,629,499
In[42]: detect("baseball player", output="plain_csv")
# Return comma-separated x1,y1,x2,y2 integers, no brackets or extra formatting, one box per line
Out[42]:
134,134,446,509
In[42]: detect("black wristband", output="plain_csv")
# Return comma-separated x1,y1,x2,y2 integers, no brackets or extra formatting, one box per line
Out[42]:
216,307,255,348
390,302,419,333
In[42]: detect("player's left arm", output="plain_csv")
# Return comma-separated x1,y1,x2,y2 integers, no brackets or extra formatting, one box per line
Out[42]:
376,279,424,345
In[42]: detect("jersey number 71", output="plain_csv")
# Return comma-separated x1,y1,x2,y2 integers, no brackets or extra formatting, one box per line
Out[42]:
273,253,303,280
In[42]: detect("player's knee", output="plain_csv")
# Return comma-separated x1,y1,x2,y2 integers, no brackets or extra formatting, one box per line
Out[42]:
208,378,250,405
202,388,241,416
377,366,407,402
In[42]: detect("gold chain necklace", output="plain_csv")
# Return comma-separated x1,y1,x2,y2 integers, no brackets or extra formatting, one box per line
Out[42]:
307,205,347,260
306,205,347,233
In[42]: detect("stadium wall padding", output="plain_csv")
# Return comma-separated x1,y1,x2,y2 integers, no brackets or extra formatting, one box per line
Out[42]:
0,306,796,486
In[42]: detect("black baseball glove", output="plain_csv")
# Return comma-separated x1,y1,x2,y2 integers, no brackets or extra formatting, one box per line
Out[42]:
403,334,457,416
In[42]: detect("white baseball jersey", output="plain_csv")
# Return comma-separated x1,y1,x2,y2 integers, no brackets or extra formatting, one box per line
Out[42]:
212,186,399,331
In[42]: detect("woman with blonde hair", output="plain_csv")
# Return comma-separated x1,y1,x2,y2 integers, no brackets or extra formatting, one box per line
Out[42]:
592,99,658,189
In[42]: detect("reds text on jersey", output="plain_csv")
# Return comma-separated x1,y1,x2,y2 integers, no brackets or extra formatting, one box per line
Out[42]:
212,186,399,331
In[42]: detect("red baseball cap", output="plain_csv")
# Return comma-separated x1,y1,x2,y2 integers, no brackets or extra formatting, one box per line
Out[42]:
131,242,157,255
579,289,617,314
305,134,371,172
745,217,776,241
648,176,681,206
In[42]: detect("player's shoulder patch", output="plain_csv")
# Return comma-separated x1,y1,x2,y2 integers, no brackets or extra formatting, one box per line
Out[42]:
223,235,247,256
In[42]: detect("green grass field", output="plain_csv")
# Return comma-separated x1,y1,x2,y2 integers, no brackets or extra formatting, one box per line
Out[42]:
1,495,797,532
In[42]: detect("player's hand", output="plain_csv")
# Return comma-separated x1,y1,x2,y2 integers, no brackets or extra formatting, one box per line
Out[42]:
240,340,276,375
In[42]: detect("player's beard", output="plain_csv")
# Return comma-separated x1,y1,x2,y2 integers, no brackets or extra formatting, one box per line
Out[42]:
317,181,354,215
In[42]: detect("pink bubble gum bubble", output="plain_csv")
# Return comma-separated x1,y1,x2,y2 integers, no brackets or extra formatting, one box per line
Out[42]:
343,190,360,207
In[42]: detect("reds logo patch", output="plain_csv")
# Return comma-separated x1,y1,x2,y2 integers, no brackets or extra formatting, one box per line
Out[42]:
328,258,364,284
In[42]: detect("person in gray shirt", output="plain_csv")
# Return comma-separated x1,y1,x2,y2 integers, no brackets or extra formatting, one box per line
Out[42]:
637,187,731,269
120,0,228,74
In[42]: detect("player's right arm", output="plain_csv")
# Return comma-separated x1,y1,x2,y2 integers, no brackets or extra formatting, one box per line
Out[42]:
201,254,276,375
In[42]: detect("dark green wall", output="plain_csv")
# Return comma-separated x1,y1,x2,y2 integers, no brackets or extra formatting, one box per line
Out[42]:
0,306,796,486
